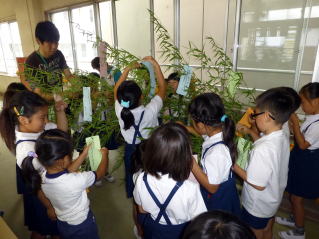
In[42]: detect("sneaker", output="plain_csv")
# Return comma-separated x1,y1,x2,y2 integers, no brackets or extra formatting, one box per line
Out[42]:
276,215,295,227
104,174,115,183
95,180,103,187
133,225,142,239
279,229,305,239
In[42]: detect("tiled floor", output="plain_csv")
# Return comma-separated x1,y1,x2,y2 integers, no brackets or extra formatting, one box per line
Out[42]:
0,95,318,239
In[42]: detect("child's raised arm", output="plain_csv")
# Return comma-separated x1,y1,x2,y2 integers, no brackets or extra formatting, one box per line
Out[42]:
67,145,90,172
55,100,68,132
290,113,310,150
114,62,141,101
142,56,166,100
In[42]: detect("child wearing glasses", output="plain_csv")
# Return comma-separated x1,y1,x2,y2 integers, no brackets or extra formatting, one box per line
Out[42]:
233,89,295,239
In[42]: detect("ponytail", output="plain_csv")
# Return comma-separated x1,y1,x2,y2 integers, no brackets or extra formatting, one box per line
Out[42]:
21,156,42,193
0,108,19,152
121,108,135,130
222,117,237,165
117,81,142,130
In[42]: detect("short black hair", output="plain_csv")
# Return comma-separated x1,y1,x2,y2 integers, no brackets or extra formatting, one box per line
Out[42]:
299,82,319,100
143,123,192,181
275,87,301,113
256,89,294,124
166,72,180,82
183,211,256,239
91,57,100,70
35,21,60,43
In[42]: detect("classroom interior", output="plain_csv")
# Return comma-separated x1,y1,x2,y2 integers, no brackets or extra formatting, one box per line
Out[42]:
0,0,319,238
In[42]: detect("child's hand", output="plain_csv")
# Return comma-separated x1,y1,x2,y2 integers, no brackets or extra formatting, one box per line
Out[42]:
289,113,299,126
236,123,250,134
55,100,68,112
82,144,91,156
100,147,109,157
47,207,57,221
176,121,185,127
128,61,141,70
142,56,155,63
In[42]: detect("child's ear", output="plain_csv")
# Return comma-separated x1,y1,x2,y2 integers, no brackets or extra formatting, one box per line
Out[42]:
36,38,41,45
18,116,30,126
312,98,319,107
196,122,206,131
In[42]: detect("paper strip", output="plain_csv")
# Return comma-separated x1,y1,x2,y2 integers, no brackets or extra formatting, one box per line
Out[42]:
83,87,92,122
85,135,102,171
176,65,192,96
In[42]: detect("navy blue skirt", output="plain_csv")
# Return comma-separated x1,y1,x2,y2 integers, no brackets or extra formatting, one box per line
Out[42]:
137,213,188,239
200,175,241,217
16,166,58,235
124,143,140,198
286,145,319,199
57,210,99,239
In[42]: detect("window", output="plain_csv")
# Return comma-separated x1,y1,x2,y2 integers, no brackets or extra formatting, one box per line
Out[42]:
49,1,115,72
0,21,23,75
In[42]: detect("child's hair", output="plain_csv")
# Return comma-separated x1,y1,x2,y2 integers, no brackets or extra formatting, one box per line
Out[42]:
91,57,100,70
189,93,237,164
143,123,192,181
21,129,73,193
256,89,294,124
117,81,142,130
0,91,48,152
166,72,180,82
3,83,28,109
35,21,60,43
299,82,319,100
183,211,256,239
276,87,301,113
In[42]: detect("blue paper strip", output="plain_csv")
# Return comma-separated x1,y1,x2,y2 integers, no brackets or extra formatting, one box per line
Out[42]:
83,87,92,122
176,65,192,96
141,61,156,97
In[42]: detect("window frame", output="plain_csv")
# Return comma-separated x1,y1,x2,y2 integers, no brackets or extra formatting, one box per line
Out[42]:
47,0,117,71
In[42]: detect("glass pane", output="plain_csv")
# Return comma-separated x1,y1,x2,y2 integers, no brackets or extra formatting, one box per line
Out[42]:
99,1,114,46
116,0,150,58
238,0,308,89
0,43,6,72
154,0,174,65
9,22,23,58
72,5,97,72
51,11,75,70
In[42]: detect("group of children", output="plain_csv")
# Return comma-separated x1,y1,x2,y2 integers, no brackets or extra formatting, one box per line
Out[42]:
0,20,318,239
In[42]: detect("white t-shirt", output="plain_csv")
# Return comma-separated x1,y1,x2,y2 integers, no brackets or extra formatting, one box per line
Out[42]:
115,95,163,144
133,172,207,225
15,122,57,172
282,121,290,142
41,170,96,225
242,130,290,218
201,133,232,184
300,113,319,150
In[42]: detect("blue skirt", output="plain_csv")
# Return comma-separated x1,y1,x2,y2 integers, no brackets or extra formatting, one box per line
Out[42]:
57,210,99,239
16,166,58,235
137,213,188,239
124,143,140,198
286,145,319,199
200,175,241,217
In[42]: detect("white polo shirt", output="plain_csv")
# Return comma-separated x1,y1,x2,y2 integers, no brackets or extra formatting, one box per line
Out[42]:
41,170,96,225
201,133,232,185
15,122,57,172
242,130,290,218
133,172,207,225
115,95,163,144
282,121,290,142
300,113,319,150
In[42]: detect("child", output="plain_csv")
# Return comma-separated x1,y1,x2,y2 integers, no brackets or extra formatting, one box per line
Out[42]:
24,21,72,100
237,87,300,142
114,56,166,198
183,211,256,239
21,129,108,239
233,89,293,239
133,123,207,239
277,83,319,239
0,90,67,239
3,82,27,109
166,72,180,94
188,93,240,215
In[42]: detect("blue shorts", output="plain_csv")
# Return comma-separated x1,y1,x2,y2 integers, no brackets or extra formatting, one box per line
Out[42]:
241,207,273,229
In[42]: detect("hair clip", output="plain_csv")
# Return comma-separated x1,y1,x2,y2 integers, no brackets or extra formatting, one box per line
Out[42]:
20,106,24,115
120,100,130,108
27,151,38,158
220,114,228,122
13,106,20,116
